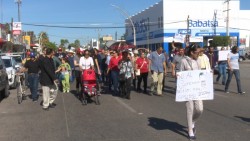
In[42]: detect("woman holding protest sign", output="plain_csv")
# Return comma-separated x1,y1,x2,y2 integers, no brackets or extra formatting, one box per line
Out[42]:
179,44,203,141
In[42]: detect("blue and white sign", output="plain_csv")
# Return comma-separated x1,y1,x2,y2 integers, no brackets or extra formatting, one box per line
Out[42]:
178,29,191,35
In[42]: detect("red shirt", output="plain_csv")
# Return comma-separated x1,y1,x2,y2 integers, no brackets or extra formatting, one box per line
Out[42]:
108,56,121,71
136,57,149,73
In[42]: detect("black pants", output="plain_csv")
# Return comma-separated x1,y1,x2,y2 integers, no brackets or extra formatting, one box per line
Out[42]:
75,70,82,89
137,72,148,92
120,77,132,99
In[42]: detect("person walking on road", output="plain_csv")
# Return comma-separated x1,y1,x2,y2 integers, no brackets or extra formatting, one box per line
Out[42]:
23,52,40,102
171,47,185,78
198,48,210,71
107,50,121,96
205,46,217,72
225,46,245,94
118,50,134,99
148,46,167,96
40,48,58,111
74,48,82,94
179,44,203,140
135,51,149,94
216,47,227,85
56,57,71,93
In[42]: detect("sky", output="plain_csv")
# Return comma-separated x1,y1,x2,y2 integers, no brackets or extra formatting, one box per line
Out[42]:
240,0,250,10
0,0,160,45
1,0,250,45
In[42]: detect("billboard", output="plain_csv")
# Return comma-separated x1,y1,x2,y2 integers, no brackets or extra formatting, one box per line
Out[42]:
23,36,31,45
13,22,22,30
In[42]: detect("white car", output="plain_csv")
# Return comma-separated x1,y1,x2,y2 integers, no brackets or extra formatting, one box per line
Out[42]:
1,56,20,88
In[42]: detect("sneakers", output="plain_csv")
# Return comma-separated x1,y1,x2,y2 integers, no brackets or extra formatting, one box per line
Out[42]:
225,91,229,94
42,107,49,111
49,103,57,108
188,136,196,140
238,92,246,95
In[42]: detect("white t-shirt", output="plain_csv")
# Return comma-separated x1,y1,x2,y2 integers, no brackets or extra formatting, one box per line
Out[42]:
79,57,94,70
227,52,239,70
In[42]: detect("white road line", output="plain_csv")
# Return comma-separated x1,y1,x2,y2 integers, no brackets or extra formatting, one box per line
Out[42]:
61,93,70,137
113,97,137,113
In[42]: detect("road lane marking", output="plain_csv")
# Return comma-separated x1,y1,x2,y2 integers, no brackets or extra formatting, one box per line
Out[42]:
113,97,137,113
61,93,70,137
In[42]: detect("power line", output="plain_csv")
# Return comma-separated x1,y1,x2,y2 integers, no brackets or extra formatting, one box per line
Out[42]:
22,20,186,29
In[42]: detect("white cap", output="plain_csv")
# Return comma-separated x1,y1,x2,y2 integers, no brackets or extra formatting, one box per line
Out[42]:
133,50,138,54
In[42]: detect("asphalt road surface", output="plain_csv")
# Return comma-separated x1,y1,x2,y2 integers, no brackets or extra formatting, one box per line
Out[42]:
0,61,250,141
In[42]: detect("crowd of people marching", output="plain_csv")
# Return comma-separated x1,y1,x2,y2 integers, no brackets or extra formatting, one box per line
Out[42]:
20,43,245,140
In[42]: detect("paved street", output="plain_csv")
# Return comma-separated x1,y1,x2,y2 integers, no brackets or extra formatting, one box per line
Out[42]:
0,62,250,141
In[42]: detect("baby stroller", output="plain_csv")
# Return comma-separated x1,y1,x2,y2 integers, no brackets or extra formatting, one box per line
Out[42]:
81,69,100,105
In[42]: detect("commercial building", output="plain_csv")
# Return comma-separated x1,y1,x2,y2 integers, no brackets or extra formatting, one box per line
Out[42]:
125,0,247,53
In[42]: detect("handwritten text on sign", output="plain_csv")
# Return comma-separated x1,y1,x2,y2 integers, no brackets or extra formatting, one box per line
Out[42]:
176,70,214,102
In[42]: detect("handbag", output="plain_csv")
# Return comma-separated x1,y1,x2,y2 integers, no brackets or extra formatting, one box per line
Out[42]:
136,60,146,76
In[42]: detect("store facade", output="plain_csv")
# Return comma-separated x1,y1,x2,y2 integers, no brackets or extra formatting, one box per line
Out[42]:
125,0,241,53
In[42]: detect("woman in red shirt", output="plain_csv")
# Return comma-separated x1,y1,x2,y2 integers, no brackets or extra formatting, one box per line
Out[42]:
135,52,149,94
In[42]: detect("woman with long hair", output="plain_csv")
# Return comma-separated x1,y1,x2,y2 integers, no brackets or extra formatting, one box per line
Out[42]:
180,44,203,140
225,46,245,94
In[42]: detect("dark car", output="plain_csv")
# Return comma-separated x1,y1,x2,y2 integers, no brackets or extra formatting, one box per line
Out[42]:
0,57,9,99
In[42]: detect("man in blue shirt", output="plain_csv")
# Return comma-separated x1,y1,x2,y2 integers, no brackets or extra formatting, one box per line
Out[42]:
148,46,167,96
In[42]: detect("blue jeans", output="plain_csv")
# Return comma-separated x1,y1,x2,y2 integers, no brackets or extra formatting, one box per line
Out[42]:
225,69,242,93
216,63,227,84
111,70,119,95
28,73,39,100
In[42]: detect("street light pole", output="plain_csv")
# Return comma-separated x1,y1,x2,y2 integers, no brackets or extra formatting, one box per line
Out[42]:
15,0,22,22
111,4,136,47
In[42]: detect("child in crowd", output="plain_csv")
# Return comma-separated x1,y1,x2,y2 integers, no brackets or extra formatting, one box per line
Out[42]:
56,57,71,93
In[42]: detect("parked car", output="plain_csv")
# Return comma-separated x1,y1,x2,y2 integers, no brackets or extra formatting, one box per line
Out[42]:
0,57,10,98
5,52,24,66
1,56,20,88
238,48,247,62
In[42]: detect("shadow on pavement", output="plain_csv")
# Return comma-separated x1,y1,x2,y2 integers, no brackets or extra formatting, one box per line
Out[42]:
235,116,250,122
148,117,188,138
214,88,225,92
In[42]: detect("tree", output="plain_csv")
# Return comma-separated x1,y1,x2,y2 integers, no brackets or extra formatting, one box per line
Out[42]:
74,39,81,48
211,36,231,47
60,39,69,48
45,42,57,51
38,32,49,47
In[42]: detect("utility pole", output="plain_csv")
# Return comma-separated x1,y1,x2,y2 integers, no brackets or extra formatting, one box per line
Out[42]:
15,0,22,22
115,31,117,41
185,15,190,47
96,28,102,49
224,0,230,37
213,10,217,36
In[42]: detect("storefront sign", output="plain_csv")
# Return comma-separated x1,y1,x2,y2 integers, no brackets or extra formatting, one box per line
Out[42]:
13,22,22,30
178,29,191,35
189,20,218,27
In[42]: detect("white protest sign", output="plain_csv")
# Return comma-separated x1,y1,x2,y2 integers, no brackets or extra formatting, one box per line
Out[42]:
176,70,214,102
218,50,230,61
